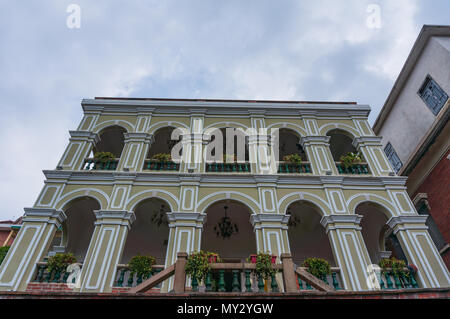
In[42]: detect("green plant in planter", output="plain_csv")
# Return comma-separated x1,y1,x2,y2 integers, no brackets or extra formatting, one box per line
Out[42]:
303,257,331,279
94,151,116,163
129,254,156,278
47,253,77,273
151,153,172,162
255,252,278,280
283,154,302,165
340,152,362,168
0,246,10,265
185,251,220,283
379,257,408,277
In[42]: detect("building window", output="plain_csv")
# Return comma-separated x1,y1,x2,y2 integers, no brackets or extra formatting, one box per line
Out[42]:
384,142,402,173
418,75,449,115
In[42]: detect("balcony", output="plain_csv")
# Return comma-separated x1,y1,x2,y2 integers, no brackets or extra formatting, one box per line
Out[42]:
206,162,251,173
83,158,119,170
114,264,165,289
32,261,83,284
143,159,180,172
277,162,312,174
336,162,369,175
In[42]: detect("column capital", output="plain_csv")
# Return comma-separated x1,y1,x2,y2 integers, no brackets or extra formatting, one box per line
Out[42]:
387,215,428,234
166,212,206,228
124,133,154,144
93,210,136,228
352,136,383,149
23,208,67,228
69,130,100,144
250,213,290,230
320,214,362,233
300,136,330,147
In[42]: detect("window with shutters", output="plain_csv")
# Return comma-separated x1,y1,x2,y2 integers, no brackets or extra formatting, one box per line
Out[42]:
418,75,448,115
384,142,402,173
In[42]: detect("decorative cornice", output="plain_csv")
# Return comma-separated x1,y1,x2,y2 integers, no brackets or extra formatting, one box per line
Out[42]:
352,136,383,148
250,214,291,229
42,169,409,187
69,131,100,144
387,215,428,234
23,208,67,227
93,210,136,228
320,214,363,233
124,133,154,144
82,98,371,117
300,136,331,147
166,212,206,228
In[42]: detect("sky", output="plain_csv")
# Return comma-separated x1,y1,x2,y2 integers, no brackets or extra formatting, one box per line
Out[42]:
0,0,449,221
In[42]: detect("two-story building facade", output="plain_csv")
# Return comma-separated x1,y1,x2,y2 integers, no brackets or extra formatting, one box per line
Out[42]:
0,97,448,294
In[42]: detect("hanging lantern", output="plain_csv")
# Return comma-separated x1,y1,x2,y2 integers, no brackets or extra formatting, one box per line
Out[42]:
214,206,239,239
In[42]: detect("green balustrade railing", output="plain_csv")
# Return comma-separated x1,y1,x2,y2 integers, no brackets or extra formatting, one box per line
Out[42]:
83,158,119,171
277,162,312,174
378,269,419,290
32,262,82,284
114,264,165,289
143,160,180,172
205,162,251,173
336,162,370,175
296,267,342,291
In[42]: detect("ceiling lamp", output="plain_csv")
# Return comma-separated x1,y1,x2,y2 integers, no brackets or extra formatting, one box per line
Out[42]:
214,205,239,240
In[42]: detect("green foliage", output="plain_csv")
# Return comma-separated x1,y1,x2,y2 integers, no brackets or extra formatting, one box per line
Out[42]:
379,257,408,277
94,151,116,162
47,253,77,273
151,153,172,162
303,257,331,279
0,246,10,265
255,252,277,280
129,254,156,278
283,154,302,164
185,251,220,283
340,152,362,168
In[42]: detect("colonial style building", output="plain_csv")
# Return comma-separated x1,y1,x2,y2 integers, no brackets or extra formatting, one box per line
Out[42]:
0,97,449,295
373,25,450,269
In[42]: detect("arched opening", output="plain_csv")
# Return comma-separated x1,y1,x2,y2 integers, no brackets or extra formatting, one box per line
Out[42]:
205,127,250,172
145,127,182,171
278,129,307,161
277,128,310,173
356,202,408,264
202,200,256,261
85,125,127,170
287,201,336,267
326,129,357,161
201,200,256,292
121,198,171,264
48,197,99,262
94,125,127,158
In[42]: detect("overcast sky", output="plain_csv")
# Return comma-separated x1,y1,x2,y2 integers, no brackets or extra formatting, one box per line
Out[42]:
0,0,449,220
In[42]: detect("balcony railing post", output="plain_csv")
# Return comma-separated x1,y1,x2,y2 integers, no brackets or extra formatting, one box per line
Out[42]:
280,253,298,293
173,252,188,294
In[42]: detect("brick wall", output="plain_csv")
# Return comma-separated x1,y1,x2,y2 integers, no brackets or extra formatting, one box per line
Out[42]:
26,283,74,293
413,149,450,269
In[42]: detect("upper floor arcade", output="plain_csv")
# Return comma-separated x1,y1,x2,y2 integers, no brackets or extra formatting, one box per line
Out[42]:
56,97,394,178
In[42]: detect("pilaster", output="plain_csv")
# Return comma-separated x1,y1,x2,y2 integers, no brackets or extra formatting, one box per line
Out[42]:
321,214,373,291
353,136,394,176
0,208,66,291
118,133,154,171
57,131,99,170
301,136,337,175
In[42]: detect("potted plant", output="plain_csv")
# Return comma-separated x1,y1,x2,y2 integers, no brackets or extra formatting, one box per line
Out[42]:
151,153,172,162
206,252,219,263
128,254,156,280
0,246,10,265
254,252,278,280
47,252,77,274
303,257,331,280
283,154,302,165
249,254,257,263
339,152,362,168
94,151,116,163
379,257,408,277
185,251,219,285
271,255,277,264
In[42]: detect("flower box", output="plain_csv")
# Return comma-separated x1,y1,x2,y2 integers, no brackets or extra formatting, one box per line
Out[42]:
271,255,277,264
207,254,218,263
249,254,257,263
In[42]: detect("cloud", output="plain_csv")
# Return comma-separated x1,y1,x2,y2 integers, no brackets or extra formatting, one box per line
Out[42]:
0,0,445,220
